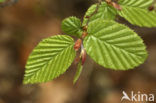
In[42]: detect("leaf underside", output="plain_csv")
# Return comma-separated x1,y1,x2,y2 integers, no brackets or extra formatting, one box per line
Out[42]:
83,2,117,26
83,20,148,70
24,35,76,84
118,0,156,27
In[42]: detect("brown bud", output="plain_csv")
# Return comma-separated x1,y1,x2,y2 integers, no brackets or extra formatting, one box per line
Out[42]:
112,2,122,10
82,31,88,39
74,39,82,51
85,16,90,18
148,6,154,11
83,25,88,31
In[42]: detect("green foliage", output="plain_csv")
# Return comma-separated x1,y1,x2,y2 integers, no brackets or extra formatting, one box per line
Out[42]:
61,16,82,37
118,0,156,27
83,2,117,26
24,35,76,84
0,0,5,2
73,62,83,84
24,0,155,84
83,1,156,27
118,0,154,8
83,20,147,70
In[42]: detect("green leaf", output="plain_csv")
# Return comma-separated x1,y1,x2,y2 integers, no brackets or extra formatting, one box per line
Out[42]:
83,20,148,70
73,62,83,84
61,16,82,37
24,35,76,84
118,0,156,27
118,0,154,8
83,2,117,26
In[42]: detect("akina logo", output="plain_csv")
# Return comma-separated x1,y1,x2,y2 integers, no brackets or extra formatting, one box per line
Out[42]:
121,91,155,102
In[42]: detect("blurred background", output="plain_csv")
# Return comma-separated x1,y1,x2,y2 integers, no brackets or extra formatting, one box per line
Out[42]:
0,0,156,103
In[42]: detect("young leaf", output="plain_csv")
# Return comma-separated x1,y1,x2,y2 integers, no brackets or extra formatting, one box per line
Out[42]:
83,20,148,70
61,16,82,37
118,0,156,27
73,62,83,84
83,2,117,26
24,35,76,84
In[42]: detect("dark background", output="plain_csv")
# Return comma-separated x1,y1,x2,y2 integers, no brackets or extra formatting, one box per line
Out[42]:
0,0,156,103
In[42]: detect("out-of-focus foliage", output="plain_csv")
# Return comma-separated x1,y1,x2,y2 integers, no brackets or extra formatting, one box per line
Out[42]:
0,0,5,2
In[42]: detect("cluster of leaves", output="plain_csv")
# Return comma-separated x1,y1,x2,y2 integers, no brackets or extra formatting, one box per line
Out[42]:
23,0,156,84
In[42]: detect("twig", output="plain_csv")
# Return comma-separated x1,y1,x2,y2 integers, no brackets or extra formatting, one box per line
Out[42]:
85,2,101,26
81,0,102,39
106,0,122,10
74,0,102,65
